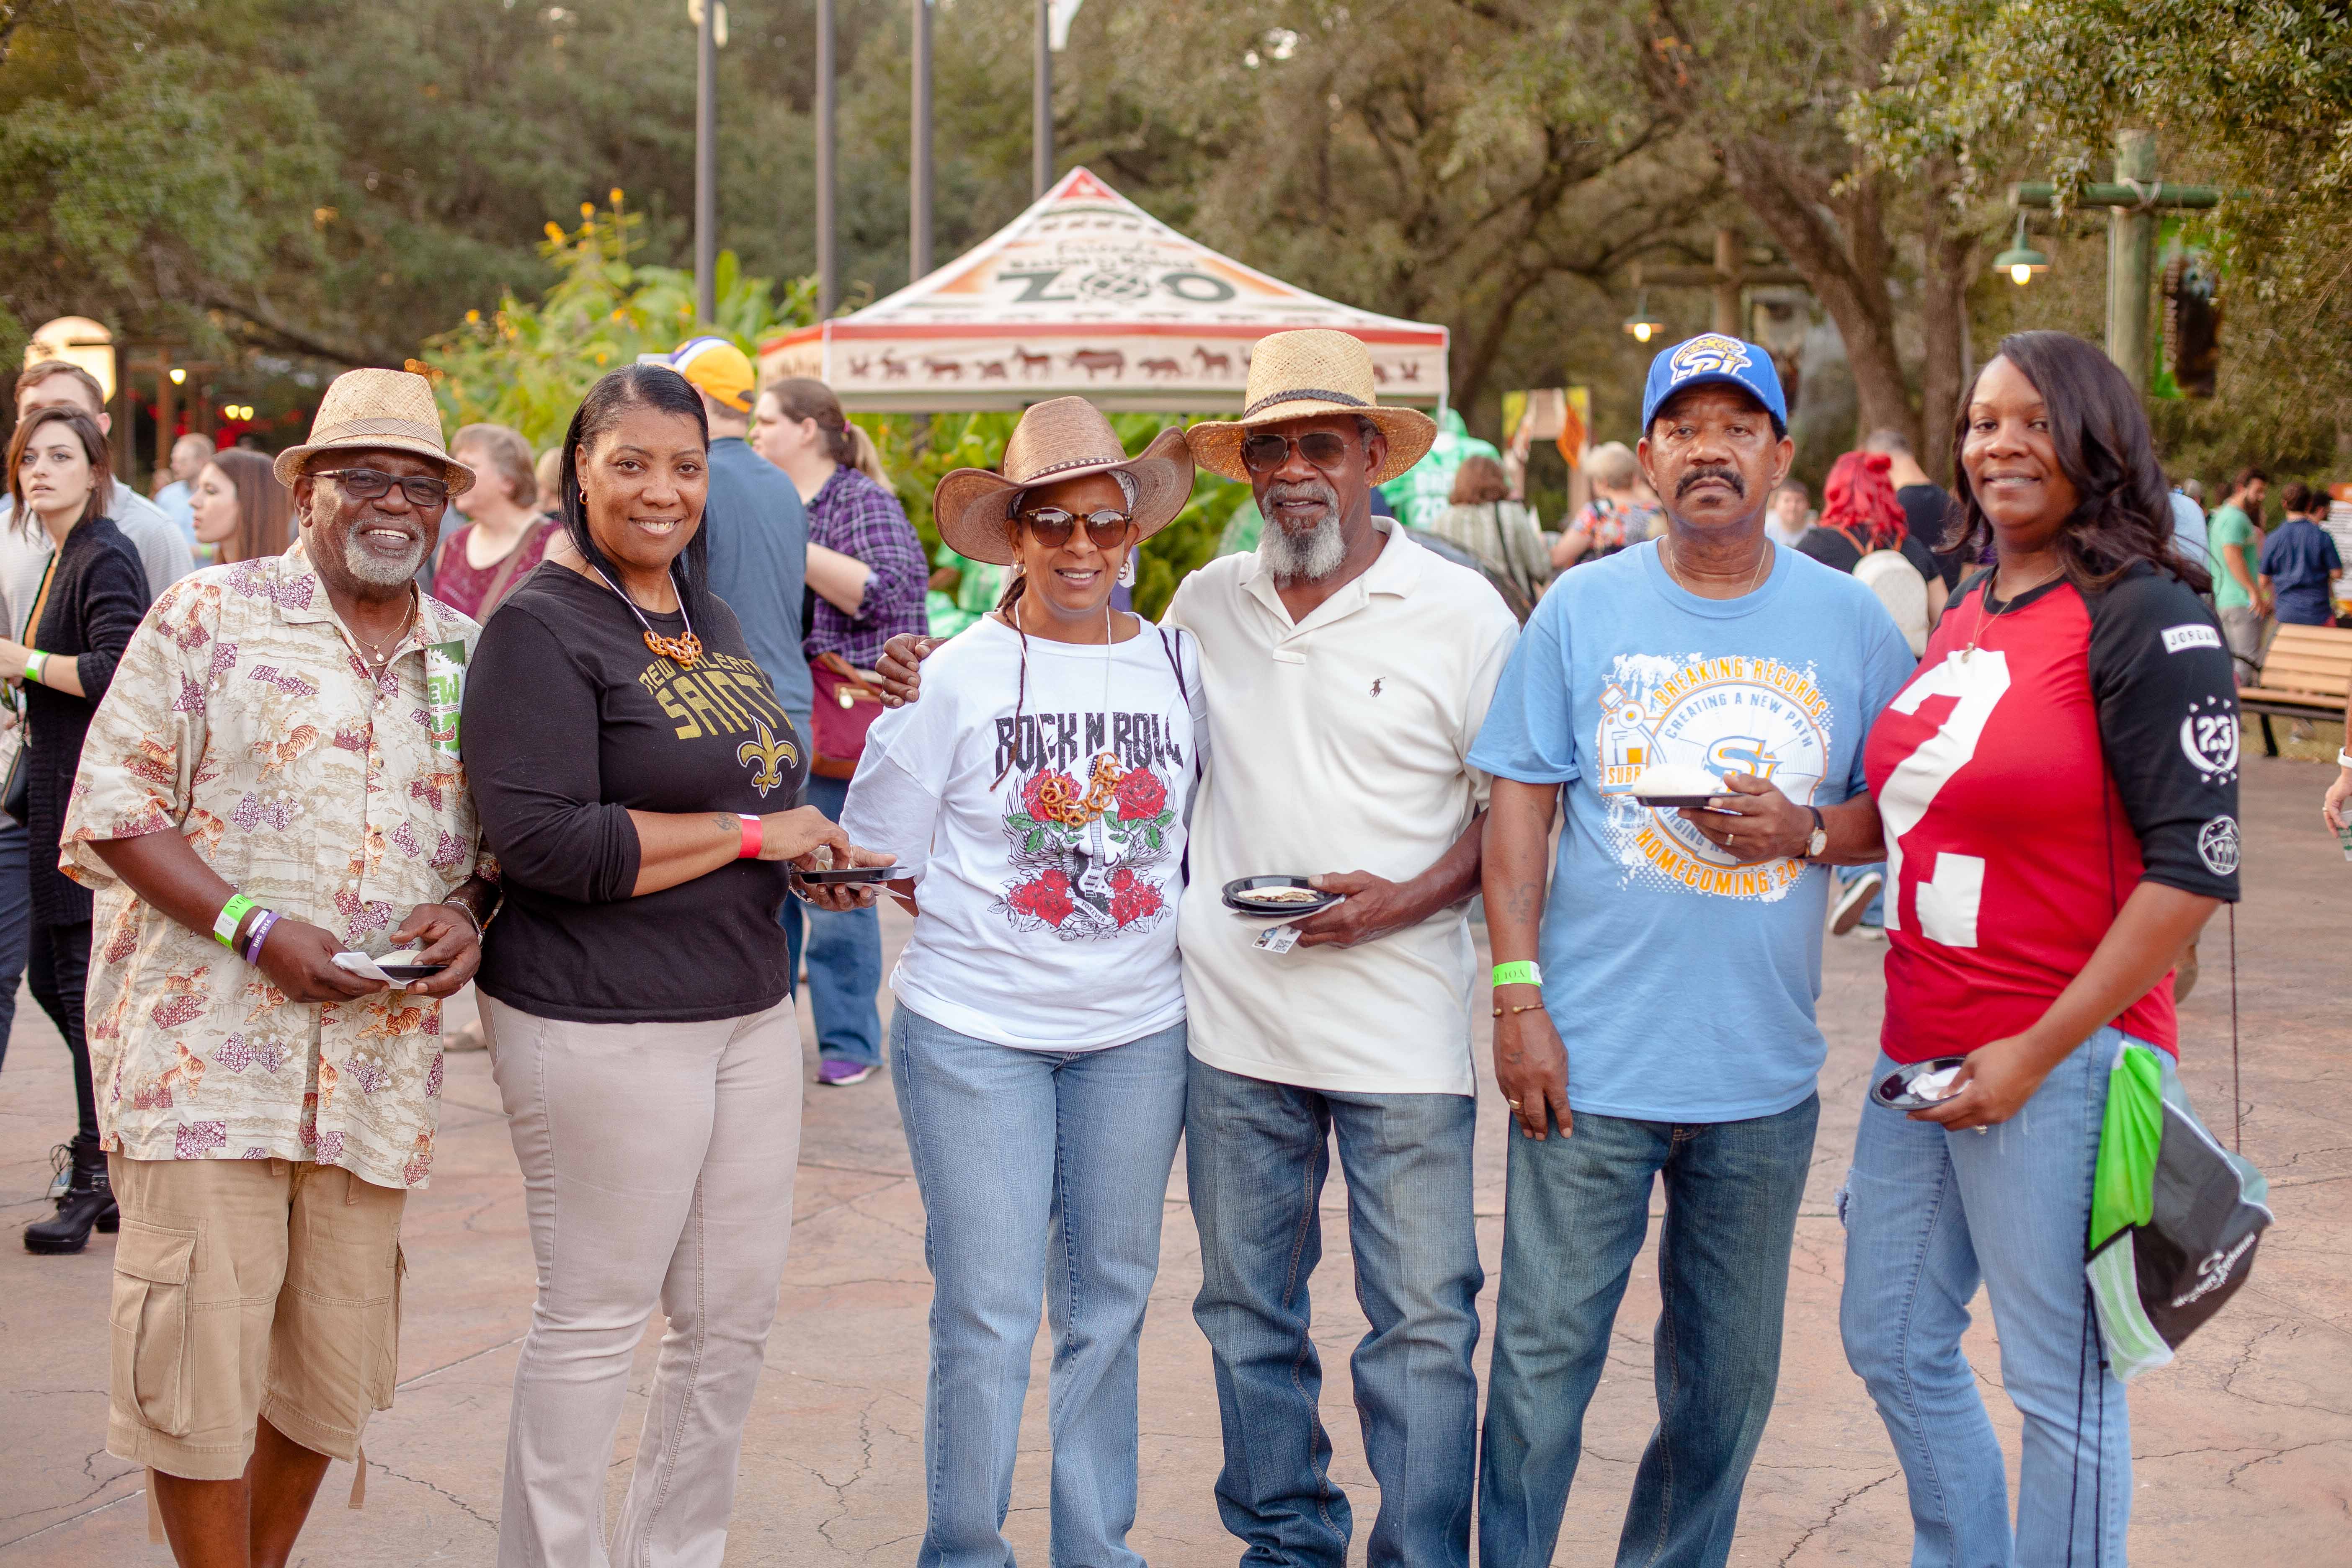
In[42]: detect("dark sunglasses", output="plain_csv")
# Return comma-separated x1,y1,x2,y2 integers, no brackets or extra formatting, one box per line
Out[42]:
312,467,451,507
1016,507,1133,549
1239,430,1354,475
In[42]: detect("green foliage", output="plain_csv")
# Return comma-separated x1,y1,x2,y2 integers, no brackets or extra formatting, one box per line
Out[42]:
1856,0,2352,430
420,199,814,449
864,410,1248,622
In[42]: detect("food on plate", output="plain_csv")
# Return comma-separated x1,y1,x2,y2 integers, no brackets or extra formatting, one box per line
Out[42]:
1909,1064,1964,1102
1236,885,1323,906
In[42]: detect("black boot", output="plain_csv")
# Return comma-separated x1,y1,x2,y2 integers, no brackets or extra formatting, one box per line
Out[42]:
25,1137,116,1255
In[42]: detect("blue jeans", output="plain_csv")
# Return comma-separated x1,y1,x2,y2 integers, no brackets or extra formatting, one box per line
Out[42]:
782,769,883,1068
1840,1032,2130,1568
1185,1057,1483,1568
890,1006,1189,1568
1480,1093,1819,1568
0,818,29,1071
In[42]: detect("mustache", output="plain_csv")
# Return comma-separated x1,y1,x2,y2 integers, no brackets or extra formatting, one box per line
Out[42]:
1676,465,1745,498
1264,478,1339,515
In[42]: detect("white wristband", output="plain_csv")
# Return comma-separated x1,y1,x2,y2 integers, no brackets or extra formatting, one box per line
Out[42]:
2338,749,2352,769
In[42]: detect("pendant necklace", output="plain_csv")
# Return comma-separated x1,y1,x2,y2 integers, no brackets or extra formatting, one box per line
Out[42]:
1960,562,2064,662
353,591,418,676
590,560,702,667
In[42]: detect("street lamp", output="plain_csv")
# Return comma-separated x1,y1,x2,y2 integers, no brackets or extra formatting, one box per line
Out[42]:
1994,214,2050,287
1622,289,1666,344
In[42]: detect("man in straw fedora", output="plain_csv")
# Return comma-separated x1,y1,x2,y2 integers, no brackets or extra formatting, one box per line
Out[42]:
60,366,499,1566
879,329,1520,1567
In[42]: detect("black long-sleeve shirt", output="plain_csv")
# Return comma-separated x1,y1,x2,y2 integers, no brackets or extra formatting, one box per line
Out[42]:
26,516,148,924
463,564,808,1023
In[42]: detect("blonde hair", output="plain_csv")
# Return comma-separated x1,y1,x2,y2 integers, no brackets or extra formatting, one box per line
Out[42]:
534,446,563,511
1450,455,1510,505
453,423,536,508
1586,441,1640,491
846,422,891,489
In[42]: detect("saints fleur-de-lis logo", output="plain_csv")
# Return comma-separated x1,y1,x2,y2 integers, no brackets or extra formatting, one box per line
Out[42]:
737,718,799,798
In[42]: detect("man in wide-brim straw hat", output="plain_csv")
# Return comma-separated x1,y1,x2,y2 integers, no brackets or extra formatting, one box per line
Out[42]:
877,328,1520,1566
64,366,498,1566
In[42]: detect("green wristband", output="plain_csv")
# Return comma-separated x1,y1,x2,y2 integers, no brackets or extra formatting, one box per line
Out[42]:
21,651,44,685
213,893,257,948
1492,960,1543,988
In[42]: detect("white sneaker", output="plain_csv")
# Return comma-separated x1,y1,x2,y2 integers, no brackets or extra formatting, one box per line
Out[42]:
1831,871,1884,936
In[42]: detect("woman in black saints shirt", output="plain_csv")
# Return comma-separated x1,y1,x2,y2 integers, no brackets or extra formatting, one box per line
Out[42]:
463,365,890,1565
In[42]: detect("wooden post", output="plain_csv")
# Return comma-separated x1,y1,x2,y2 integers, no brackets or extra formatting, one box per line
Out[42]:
694,0,719,325
1711,228,1741,336
1033,0,1052,200
155,352,176,495
816,0,837,317
1632,231,1805,338
910,0,933,283
2107,130,2157,394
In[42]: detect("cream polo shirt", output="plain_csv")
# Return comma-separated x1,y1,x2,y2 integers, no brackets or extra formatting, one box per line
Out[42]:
1166,520,1519,1096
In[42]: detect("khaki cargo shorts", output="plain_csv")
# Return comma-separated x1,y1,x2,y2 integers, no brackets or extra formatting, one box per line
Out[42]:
106,1156,407,1482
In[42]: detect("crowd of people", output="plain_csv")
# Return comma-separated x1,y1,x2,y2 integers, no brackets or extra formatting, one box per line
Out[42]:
0,312,2300,1568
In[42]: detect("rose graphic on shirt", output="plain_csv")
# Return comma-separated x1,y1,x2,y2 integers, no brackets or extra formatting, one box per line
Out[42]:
995,753,1177,941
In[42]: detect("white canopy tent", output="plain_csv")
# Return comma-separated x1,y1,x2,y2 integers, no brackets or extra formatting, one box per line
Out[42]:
760,167,1448,413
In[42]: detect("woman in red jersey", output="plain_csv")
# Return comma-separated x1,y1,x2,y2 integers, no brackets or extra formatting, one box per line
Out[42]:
1841,331,2239,1567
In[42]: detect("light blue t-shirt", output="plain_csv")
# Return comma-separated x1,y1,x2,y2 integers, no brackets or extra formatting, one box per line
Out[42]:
1467,540,1916,1122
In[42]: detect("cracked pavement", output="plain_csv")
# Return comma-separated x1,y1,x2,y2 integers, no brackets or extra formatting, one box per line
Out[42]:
2,756,2344,1563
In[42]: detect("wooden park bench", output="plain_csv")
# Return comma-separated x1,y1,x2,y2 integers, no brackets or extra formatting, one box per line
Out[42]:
2239,622,2352,756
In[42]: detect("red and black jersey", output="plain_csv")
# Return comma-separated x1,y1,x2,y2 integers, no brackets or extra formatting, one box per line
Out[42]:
1864,562,2240,1063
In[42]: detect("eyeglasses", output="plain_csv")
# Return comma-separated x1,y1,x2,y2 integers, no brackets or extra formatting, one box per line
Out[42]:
311,468,451,507
1016,508,1133,549
1239,430,1354,475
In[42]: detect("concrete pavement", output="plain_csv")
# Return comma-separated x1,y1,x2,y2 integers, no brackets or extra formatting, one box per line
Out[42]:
1,753,2345,1565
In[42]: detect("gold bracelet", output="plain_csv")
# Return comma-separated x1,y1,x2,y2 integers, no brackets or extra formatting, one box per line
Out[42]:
1491,1002,1547,1017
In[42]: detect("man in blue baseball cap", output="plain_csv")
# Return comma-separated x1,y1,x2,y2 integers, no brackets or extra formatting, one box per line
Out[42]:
1467,335,1918,1568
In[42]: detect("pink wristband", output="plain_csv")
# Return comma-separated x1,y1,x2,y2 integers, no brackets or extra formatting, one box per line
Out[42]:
738,814,761,859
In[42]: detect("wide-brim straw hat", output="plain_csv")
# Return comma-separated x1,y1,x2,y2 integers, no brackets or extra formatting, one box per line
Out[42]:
935,397,1195,567
1185,328,1437,486
273,367,475,497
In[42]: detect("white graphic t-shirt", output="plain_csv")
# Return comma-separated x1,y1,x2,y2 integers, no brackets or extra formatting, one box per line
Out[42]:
841,614,1206,1051
1468,542,1917,1121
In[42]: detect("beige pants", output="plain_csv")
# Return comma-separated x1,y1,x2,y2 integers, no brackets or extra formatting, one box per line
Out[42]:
482,995,802,1568
106,1157,406,1481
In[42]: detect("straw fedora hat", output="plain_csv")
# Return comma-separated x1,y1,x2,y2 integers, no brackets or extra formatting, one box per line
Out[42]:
934,397,1194,567
1186,329,1436,486
273,368,475,497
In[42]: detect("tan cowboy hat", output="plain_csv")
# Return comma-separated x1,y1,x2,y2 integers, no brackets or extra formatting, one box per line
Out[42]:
1186,329,1437,486
273,368,475,497
934,397,1194,567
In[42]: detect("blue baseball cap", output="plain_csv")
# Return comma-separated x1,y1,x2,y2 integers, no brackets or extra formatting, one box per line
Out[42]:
1641,333,1788,436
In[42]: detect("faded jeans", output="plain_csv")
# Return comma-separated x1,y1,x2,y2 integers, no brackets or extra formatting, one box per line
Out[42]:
1840,1032,2131,1568
1186,1057,1483,1568
482,995,802,1568
891,1006,1189,1568
1479,1094,1818,1568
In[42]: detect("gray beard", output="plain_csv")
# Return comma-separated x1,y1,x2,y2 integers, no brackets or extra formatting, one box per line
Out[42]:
1259,510,1348,580
343,529,427,587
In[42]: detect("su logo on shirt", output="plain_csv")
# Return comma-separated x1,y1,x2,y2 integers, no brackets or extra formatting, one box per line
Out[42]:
1594,651,1832,901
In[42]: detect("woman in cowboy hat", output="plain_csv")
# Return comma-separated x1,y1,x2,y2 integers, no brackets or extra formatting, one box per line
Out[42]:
837,396,1203,1568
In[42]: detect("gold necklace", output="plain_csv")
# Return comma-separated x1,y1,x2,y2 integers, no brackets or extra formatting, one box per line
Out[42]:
1960,562,2066,662
353,593,418,671
1662,534,1772,598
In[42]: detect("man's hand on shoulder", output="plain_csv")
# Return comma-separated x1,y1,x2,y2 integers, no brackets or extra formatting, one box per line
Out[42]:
876,633,941,707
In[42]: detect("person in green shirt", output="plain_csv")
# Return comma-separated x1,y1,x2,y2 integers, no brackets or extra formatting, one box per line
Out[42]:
2207,466,2269,683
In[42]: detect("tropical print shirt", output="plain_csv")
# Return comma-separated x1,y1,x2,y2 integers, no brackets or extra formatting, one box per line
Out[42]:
62,543,486,1189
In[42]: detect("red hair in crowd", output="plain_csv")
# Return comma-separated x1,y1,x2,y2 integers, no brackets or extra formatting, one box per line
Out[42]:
1819,450,1908,553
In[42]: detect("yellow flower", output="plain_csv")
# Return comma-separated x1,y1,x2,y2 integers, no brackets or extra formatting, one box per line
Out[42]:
544,221,564,242
609,187,624,206
580,201,594,218
594,351,608,364
465,308,481,323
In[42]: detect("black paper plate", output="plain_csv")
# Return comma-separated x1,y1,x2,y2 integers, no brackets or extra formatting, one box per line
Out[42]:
1873,1056,1971,1111
379,964,447,982
1632,792,1722,809
793,865,899,885
1221,875,1339,918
